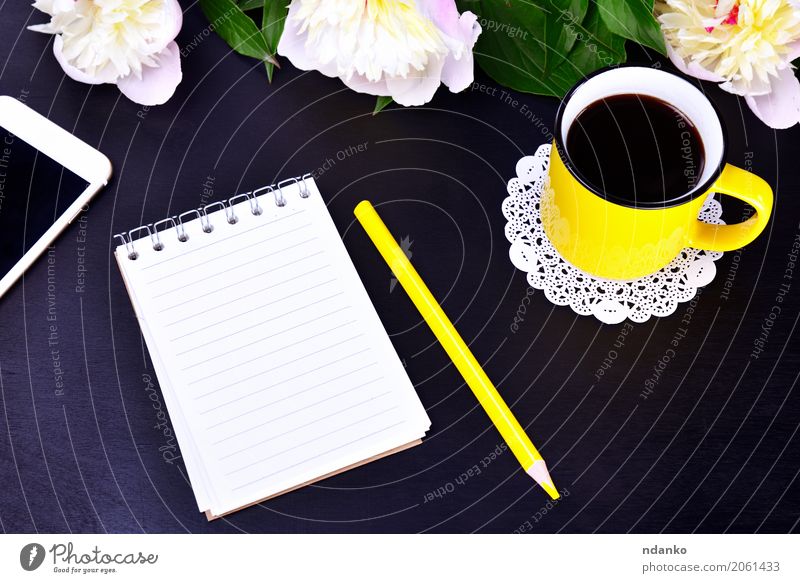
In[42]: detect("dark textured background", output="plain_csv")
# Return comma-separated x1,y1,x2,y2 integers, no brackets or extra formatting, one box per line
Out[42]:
0,2,798,534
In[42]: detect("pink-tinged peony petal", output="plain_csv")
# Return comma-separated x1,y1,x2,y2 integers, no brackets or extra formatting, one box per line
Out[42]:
53,34,117,84
32,0,74,16
440,12,481,93
28,23,58,34
385,55,446,106
31,0,55,14
339,72,390,97
419,1,481,58
415,1,481,95
417,0,463,39
667,44,726,83
441,51,474,93
789,39,800,62
277,2,338,76
140,0,182,54
165,0,183,42
744,67,800,129
117,41,182,106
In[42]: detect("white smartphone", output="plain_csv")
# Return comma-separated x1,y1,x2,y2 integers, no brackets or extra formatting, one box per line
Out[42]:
0,95,112,300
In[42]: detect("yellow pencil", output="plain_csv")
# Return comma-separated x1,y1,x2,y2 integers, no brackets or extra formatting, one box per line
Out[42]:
354,200,559,500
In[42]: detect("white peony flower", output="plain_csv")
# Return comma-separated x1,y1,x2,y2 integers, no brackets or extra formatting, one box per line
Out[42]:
29,0,183,106
656,0,800,128
277,0,481,106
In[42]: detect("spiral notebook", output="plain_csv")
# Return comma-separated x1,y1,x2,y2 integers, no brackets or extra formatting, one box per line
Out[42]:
114,175,431,519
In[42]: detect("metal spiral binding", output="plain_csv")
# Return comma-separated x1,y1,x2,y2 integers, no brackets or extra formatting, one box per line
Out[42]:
113,173,312,260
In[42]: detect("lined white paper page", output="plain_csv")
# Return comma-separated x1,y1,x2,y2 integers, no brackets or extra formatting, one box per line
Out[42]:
116,178,430,515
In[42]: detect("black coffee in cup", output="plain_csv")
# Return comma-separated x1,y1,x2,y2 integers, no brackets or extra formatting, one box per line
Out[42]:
565,94,705,205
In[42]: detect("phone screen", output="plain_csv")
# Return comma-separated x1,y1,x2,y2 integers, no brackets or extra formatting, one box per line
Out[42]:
0,129,90,280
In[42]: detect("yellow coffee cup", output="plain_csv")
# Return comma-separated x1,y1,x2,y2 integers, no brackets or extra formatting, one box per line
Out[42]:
542,66,773,280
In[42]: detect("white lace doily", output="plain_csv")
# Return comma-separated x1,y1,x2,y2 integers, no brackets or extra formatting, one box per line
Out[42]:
502,144,725,324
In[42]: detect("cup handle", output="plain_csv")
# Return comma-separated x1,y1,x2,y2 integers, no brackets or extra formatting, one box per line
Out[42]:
688,163,773,252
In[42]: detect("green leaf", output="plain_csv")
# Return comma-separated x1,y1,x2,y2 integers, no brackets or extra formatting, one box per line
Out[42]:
198,0,277,64
458,1,588,81
261,0,289,82
237,0,263,10
547,2,627,91
261,1,288,50
596,0,666,55
373,96,393,115
542,0,590,74
459,0,626,97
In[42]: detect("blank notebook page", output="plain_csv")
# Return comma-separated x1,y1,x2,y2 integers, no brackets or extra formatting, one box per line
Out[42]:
115,178,430,517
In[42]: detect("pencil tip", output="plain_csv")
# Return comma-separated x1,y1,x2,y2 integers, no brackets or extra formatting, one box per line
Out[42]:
528,459,560,500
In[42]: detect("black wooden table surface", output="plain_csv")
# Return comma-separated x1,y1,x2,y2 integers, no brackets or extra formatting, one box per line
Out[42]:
0,2,798,533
